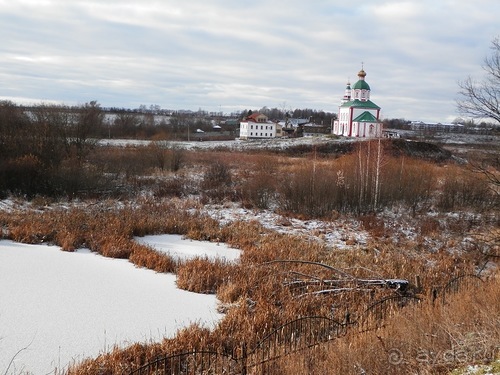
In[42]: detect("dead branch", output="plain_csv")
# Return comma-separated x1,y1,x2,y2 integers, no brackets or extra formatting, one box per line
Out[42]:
264,259,411,296
264,259,355,279
296,288,375,298
3,335,35,375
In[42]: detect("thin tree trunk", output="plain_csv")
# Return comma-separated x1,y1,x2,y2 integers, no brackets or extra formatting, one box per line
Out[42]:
358,145,364,206
374,138,382,209
366,141,371,209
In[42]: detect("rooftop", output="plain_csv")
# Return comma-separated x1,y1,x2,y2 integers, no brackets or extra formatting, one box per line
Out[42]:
341,99,380,109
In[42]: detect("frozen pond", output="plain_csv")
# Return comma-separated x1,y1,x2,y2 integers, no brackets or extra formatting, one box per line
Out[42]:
0,240,223,375
134,234,241,261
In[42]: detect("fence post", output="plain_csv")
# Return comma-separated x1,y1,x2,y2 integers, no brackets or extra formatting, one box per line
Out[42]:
415,275,422,293
432,288,438,305
241,342,247,375
344,311,351,326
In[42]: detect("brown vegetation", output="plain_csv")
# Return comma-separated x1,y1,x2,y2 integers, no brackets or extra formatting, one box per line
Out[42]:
0,136,498,374
270,275,499,374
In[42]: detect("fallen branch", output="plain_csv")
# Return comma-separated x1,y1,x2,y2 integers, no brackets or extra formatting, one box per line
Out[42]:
264,259,355,279
296,288,375,298
265,259,410,295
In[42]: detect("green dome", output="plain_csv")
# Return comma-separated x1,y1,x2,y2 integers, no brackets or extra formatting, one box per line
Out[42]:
352,79,370,90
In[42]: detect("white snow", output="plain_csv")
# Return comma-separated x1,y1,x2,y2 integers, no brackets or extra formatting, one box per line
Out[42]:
135,234,240,261
0,240,223,375
204,202,368,249
99,135,356,151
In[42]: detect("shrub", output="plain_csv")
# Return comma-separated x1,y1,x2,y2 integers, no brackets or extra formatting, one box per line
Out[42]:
437,166,495,211
277,162,343,217
240,169,277,209
419,217,442,236
201,160,234,203
0,154,46,197
359,214,386,238
147,141,185,172
152,177,186,198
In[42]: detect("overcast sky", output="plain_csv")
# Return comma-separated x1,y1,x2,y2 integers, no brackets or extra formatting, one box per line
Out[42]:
1,1,498,122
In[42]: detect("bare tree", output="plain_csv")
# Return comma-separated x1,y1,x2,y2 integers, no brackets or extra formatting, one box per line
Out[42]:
457,37,500,124
0,101,30,160
169,113,193,140
30,104,71,168
113,111,141,137
72,101,104,156
354,139,387,212
148,141,184,172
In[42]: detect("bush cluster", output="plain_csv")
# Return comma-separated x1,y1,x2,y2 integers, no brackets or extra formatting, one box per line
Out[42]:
0,101,105,197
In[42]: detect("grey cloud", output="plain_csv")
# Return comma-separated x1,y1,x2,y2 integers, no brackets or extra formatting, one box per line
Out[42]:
1,0,499,121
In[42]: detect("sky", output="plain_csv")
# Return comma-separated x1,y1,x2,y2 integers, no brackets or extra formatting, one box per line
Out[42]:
1,0,499,122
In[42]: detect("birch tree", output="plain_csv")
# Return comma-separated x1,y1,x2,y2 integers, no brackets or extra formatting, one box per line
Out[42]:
373,138,383,209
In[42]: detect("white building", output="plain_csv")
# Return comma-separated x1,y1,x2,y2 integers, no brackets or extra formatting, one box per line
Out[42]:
239,113,277,139
332,69,383,138
410,121,464,133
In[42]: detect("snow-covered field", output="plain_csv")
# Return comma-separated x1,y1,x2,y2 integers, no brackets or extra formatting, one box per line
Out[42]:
100,131,499,151
100,135,357,151
0,236,239,375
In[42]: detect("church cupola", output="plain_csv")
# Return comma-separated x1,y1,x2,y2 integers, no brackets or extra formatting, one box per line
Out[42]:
352,68,371,101
342,81,351,103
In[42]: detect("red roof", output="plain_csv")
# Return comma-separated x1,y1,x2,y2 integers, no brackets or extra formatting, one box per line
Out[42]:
245,112,264,122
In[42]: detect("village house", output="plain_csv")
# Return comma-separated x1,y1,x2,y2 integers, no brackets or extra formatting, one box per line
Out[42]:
303,123,331,137
239,112,277,139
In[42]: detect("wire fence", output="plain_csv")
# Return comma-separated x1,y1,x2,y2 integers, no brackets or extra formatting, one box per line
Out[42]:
129,273,483,375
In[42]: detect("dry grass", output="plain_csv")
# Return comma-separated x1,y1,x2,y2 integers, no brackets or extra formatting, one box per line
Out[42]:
128,244,178,273
66,253,497,374
176,257,235,294
1,144,498,374
276,275,500,374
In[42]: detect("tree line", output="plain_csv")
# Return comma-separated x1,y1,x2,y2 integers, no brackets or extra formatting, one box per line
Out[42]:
0,100,105,197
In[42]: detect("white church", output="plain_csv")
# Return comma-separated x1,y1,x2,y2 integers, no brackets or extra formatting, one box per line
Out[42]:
332,68,383,138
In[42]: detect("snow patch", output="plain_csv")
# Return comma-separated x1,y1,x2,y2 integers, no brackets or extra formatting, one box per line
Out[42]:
204,202,368,250
135,234,241,261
